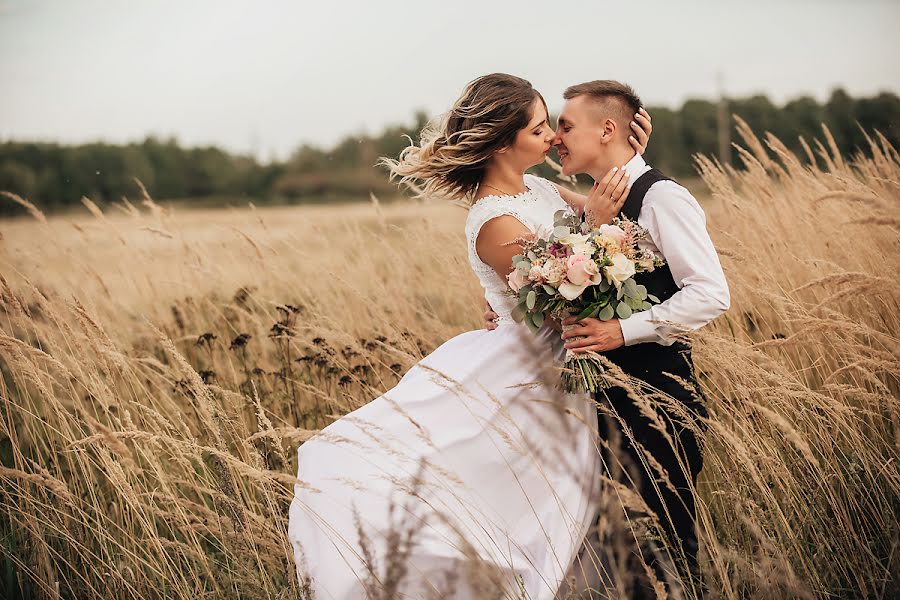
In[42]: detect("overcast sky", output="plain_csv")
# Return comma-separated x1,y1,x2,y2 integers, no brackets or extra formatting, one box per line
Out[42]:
2,0,898,161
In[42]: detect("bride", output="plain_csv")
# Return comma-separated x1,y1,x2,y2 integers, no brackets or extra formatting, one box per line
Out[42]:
288,73,651,599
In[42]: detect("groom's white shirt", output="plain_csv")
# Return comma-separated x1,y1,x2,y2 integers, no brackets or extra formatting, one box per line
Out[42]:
617,153,730,346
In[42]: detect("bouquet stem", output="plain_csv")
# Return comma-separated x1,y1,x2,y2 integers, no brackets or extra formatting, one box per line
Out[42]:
558,315,610,394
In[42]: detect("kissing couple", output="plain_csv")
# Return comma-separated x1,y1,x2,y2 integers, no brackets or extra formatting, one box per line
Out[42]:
288,73,730,599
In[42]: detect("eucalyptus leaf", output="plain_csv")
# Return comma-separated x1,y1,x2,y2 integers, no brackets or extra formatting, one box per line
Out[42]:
525,312,540,333
623,279,638,298
532,311,545,328
576,303,596,320
647,293,660,303
527,251,538,261
616,286,625,301
553,226,571,238
598,280,610,292
598,304,615,321
542,284,557,295
616,301,633,319
526,290,536,310
511,302,527,322
636,284,648,300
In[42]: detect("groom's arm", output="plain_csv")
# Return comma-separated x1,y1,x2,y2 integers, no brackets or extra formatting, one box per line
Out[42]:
618,181,730,346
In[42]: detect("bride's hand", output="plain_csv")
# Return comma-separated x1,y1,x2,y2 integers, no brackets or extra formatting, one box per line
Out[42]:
584,167,631,228
628,107,652,155
483,300,499,331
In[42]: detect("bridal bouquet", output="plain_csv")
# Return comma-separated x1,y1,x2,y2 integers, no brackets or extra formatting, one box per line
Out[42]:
507,210,664,393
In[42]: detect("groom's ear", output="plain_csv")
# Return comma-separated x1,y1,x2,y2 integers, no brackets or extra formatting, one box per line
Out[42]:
598,118,617,144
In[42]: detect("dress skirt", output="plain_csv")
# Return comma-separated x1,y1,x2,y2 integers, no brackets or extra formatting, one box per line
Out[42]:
288,322,599,599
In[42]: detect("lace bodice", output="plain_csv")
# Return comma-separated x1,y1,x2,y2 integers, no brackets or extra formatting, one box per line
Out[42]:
465,174,576,325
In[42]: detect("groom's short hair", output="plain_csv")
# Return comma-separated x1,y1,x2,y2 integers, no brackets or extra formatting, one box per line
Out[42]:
563,80,642,130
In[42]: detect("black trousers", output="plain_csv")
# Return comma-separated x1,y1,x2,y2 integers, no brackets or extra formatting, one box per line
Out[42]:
594,345,707,594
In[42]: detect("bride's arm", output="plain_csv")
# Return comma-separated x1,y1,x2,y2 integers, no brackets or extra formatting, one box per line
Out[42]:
475,216,533,282
476,217,565,333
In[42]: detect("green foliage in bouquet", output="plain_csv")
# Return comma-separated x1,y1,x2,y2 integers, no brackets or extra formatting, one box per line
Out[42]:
507,209,664,392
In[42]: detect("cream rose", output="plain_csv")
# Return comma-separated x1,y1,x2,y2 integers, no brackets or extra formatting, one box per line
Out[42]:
540,258,566,286
605,253,636,288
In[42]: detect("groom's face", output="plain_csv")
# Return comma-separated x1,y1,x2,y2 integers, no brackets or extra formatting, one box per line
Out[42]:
552,95,605,176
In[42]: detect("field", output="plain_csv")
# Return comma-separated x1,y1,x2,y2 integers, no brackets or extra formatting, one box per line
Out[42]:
1,123,898,599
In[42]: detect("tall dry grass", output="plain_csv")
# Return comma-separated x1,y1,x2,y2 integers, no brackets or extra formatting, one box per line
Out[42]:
0,122,897,599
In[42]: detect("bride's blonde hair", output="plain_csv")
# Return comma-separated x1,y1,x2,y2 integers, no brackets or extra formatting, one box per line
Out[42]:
383,73,547,203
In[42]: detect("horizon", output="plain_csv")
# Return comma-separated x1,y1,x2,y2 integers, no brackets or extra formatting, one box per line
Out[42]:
1,86,893,165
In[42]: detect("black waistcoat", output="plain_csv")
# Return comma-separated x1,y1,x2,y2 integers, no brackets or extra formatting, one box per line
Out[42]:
601,168,703,406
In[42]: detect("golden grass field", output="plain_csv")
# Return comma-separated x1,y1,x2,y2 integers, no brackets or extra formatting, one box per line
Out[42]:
1,122,898,599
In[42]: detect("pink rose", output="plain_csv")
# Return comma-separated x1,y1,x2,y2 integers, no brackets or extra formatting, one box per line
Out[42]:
566,254,602,286
507,269,529,292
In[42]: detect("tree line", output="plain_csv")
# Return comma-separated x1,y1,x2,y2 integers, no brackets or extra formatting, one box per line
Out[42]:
0,88,897,216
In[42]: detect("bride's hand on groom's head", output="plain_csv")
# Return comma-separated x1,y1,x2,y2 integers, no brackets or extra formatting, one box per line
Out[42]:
628,107,652,155
560,317,625,353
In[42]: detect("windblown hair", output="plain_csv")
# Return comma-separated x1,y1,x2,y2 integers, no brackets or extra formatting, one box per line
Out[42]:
563,80,642,131
383,73,546,203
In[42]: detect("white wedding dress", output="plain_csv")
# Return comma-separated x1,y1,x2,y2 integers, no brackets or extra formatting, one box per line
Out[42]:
288,175,600,599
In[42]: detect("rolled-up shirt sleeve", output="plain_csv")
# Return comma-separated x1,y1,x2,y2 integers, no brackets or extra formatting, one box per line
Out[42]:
619,181,731,346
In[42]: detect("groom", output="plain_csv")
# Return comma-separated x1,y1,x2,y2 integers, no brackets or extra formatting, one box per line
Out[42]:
486,81,730,594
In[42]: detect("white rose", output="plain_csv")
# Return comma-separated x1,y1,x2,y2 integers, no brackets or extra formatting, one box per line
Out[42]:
571,241,595,256
598,224,626,242
558,232,595,256
558,281,588,301
605,253,636,288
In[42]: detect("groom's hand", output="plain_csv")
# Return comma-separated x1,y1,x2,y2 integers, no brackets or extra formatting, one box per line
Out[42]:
561,317,625,352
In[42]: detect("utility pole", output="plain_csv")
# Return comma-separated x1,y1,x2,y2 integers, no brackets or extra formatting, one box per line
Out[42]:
249,127,261,163
716,70,732,167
